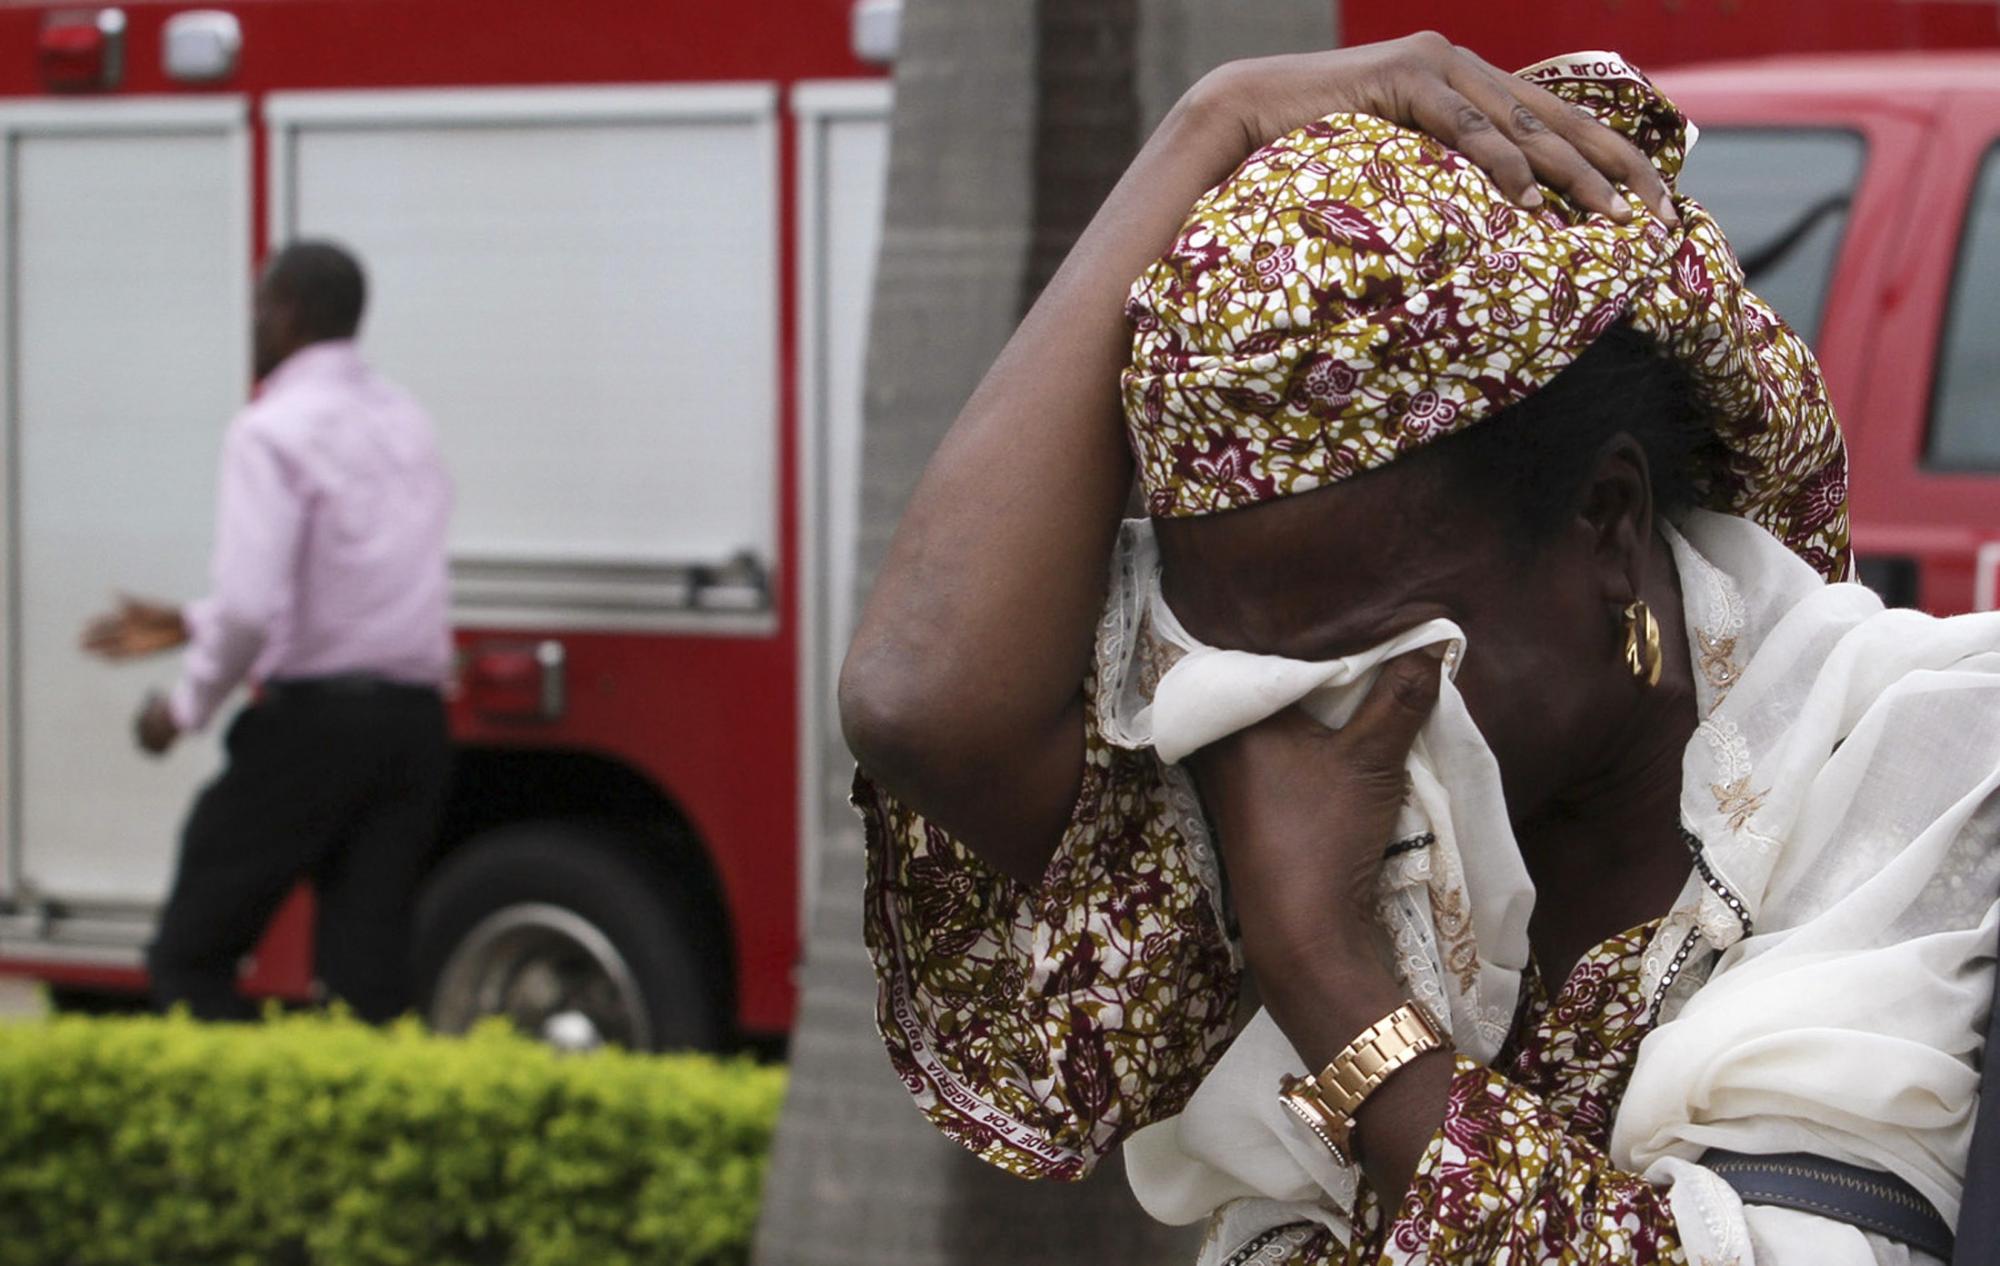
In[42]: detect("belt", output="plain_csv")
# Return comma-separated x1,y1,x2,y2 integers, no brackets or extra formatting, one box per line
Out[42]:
262,674,440,703
1702,1149,1954,1259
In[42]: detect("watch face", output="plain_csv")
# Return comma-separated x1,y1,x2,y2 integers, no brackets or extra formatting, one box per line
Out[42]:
1278,1075,1356,1168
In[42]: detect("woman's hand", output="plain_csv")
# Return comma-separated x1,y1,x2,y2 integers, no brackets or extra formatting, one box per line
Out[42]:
1189,647,1444,987
1190,32,1676,225
1190,647,1452,1201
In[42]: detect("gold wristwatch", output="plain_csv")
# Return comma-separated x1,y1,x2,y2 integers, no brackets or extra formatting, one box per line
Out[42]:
1277,1002,1444,1166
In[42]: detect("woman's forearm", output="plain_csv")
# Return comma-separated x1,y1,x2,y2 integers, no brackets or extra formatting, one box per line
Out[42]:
840,82,1252,884
1261,947,1454,1208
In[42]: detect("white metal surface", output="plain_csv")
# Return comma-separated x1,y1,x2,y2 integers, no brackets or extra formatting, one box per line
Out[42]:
161,11,241,84
850,0,902,66
0,98,248,904
792,80,891,931
1975,540,2000,613
266,85,783,626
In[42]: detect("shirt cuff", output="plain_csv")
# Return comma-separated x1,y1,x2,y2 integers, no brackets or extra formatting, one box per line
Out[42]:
166,678,212,734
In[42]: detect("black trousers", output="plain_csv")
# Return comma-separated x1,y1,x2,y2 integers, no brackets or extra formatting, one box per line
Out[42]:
148,680,450,1023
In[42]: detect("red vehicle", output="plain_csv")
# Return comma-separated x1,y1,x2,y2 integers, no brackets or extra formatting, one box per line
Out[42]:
0,1,889,1050
1339,6,2000,610
1658,54,2000,616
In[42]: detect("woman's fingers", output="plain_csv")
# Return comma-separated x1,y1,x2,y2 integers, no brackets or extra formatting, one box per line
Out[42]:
1337,648,1444,775
1449,64,1629,220
1212,37,1681,224
1381,38,1677,225
1456,46,1678,224
1505,79,1677,224
1398,80,1543,208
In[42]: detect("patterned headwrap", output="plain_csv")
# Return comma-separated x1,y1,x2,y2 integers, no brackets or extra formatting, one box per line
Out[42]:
1121,51,1851,579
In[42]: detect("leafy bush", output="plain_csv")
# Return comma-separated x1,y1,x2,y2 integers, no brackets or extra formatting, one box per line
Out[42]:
0,1012,784,1266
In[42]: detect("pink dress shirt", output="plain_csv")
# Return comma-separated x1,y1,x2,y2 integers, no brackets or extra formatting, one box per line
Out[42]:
169,341,453,732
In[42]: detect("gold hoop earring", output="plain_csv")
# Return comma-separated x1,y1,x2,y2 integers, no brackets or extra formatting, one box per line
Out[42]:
1622,600,1662,688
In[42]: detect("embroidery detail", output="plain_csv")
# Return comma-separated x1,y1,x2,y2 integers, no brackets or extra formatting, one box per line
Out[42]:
1708,776,1765,834
1696,629,1740,701
1683,826,1754,940
1218,1222,1322,1266
1428,883,1481,994
1698,717,1752,782
1646,924,1703,1021
1671,520,1752,717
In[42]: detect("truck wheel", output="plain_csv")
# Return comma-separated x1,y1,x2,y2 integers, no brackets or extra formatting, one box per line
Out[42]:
414,822,723,1052
45,986,144,1015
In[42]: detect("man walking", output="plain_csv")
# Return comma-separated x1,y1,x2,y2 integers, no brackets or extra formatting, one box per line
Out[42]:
83,240,453,1022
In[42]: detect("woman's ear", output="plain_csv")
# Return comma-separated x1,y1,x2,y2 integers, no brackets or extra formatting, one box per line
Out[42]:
1574,434,1655,602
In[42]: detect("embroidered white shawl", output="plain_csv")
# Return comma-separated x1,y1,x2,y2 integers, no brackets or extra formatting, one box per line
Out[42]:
1095,508,2000,1265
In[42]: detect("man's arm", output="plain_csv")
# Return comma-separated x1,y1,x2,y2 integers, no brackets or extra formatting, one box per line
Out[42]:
167,423,307,734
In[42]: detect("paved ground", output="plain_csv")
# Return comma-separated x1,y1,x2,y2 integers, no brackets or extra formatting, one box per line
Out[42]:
0,976,46,1018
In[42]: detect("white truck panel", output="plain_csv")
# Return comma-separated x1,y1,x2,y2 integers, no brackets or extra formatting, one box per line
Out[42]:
4,108,248,904
269,86,782,611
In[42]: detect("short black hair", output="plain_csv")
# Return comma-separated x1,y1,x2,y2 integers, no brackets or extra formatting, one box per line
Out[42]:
1415,323,1725,545
263,240,366,342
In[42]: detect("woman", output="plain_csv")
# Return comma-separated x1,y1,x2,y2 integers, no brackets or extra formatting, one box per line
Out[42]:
840,34,1999,1265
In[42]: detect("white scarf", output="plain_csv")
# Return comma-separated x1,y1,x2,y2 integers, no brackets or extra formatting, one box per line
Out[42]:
1094,509,2000,1264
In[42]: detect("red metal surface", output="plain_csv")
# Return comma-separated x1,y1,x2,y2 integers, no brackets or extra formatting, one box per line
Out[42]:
448,630,805,1032
235,886,318,1001
1344,1,2000,74
1658,55,2000,617
0,0,872,95
1841,78,2000,616
0,0,876,1033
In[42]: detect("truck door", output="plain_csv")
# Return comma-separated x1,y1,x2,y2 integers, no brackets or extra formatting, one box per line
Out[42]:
792,80,891,931
264,85,783,623
1847,92,2000,614
0,100,248,921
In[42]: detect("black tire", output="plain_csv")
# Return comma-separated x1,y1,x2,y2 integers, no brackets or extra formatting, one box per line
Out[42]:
45,986,147,1016
413,821,723,1052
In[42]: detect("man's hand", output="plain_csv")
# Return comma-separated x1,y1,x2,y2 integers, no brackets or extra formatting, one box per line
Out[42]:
82,595,189,660
134,693,180,757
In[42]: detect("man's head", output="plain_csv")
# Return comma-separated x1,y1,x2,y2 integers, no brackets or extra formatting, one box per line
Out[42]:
253,240,366,379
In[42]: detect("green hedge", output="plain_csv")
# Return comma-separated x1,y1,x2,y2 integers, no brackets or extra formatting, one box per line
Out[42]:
0,1012,785,1266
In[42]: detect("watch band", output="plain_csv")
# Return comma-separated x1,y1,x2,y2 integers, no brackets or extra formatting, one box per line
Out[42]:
1276,1002,1443,1166
1314,1002,1443,1116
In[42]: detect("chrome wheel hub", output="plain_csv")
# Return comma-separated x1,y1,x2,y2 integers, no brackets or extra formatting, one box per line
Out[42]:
428,902,650,1050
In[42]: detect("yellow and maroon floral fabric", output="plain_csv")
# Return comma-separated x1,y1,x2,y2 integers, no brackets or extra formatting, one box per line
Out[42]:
859,677,1240,1179
1121,52,1851,580
1289,922,1684,1263
860,737,1687,1262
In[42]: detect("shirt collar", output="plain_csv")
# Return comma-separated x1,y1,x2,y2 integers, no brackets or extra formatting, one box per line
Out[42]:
259,339,365,395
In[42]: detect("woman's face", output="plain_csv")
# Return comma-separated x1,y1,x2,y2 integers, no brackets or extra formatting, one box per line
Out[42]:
1153,458,1632,826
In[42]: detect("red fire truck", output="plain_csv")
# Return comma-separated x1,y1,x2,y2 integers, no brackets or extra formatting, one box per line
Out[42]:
0,0,889,1050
